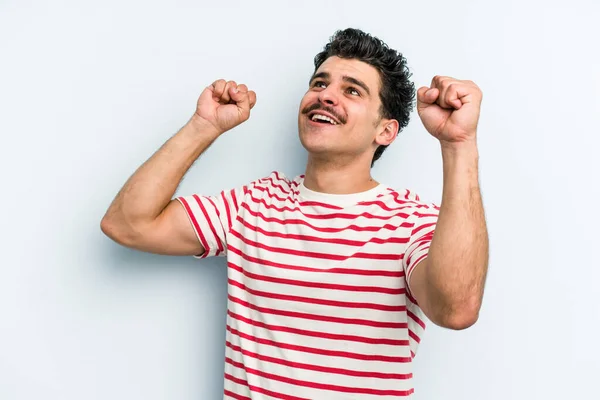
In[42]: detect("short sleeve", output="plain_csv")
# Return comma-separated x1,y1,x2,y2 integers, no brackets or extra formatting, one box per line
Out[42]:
401,202,439,357
402,202,440,296
176,185,247,259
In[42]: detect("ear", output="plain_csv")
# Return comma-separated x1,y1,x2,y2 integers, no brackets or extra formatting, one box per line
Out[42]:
375,119,399,146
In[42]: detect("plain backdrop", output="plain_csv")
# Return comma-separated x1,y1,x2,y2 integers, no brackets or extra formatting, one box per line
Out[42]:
1,0,599,399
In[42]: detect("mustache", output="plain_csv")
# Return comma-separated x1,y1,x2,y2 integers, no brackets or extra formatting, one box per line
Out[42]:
301,103,346,124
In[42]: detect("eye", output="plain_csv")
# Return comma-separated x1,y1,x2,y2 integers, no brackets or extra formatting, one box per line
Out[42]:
347,87,360,96
313,81,326,89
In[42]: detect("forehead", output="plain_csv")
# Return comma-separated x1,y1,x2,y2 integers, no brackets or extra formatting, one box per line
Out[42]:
314,56,381,92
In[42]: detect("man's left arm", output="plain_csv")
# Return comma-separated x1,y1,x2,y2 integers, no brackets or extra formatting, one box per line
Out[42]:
409,76,489,330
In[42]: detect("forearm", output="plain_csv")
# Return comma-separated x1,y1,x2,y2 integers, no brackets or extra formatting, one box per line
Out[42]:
102,115,220,228
425,141,489,322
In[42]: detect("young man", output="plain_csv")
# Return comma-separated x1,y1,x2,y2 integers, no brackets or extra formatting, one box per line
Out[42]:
101,28,489,399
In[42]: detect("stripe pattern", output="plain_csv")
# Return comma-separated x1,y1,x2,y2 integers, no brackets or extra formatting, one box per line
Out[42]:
177,171,439,399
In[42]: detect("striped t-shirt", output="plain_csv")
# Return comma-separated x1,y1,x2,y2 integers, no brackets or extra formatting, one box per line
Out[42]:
177,171,439,399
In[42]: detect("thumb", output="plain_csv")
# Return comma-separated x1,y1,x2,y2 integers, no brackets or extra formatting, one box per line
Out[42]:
229,85,251,113
417,86,439,107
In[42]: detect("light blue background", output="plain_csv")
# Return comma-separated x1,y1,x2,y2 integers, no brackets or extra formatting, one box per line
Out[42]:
1,0,599,398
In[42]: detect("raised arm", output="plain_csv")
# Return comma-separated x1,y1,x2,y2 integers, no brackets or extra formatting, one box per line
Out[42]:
100,80,256,256
409,76,489,330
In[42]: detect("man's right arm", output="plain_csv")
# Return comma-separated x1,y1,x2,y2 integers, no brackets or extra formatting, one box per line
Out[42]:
100,80,256,256
100,116,218,256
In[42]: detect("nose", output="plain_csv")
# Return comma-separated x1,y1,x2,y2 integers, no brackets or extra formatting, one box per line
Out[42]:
318,85,339,106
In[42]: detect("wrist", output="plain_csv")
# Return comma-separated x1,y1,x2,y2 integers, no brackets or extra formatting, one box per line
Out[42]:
440,138,479,179
188,113,223,138
440,137,479,158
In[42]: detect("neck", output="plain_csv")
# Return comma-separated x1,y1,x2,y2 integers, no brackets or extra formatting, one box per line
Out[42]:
303,152,379,194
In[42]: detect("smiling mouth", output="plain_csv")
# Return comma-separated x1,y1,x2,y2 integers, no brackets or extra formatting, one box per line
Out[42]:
308,112,341,126
311,115,338,125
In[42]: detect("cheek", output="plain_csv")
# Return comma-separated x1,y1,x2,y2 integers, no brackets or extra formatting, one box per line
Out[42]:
360,106,381,129
349,109,378,141
347,106,369,127
299,92,316,109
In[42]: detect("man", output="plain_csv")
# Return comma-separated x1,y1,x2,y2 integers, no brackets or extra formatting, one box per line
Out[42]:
101,28,488,399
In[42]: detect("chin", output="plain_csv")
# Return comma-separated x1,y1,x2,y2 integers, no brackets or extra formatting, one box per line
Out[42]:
298,114,349,154
299,132,327,153
298,136,333,157
300,136,352,162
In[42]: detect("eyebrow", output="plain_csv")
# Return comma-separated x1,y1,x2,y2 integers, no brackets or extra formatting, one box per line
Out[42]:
310,71,371,96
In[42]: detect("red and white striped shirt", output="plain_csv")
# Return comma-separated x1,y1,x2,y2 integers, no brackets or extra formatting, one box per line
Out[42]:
177,171,439,399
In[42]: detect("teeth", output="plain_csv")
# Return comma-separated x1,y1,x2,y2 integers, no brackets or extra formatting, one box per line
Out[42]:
311,114,337,125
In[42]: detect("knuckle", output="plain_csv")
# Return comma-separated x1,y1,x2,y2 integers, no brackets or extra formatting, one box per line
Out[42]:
214,80,226,93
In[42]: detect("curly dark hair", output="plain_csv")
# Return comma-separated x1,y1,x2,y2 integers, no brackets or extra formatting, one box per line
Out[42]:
313,28,416,166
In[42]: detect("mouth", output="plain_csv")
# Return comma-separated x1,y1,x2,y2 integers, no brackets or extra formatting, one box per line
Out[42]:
307,111,341,126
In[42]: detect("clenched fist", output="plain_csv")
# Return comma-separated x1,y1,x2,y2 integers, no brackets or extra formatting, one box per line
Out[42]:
194,79,257,135
417,76,482,145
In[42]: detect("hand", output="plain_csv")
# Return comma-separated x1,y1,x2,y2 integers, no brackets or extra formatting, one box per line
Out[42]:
417,76,482,145
194,79,257,135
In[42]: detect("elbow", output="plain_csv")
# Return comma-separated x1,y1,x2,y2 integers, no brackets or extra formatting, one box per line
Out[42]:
100,215,113,237
436,300,482,331
100,214,137,247
442,310,479,330
100,215,121,242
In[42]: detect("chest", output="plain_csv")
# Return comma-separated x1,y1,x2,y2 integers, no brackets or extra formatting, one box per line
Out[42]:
230,193,412,282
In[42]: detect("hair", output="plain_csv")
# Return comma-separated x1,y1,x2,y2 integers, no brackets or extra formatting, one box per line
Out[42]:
313,28,416,166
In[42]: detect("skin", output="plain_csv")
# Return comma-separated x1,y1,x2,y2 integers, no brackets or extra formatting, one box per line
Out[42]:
298,56,398,194
411,77,488,330
101,57,488,331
